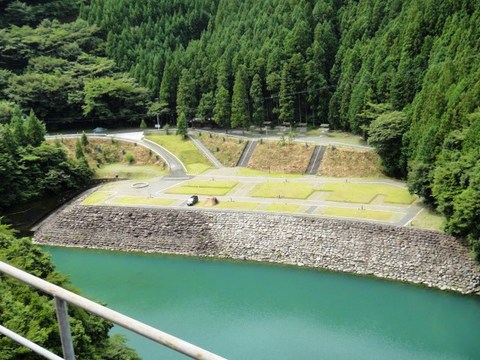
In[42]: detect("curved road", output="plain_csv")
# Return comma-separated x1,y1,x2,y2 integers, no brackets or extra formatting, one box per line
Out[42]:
47,132,189,179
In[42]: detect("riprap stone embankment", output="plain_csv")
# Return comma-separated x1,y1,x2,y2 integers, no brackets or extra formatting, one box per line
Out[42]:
34,204,480,295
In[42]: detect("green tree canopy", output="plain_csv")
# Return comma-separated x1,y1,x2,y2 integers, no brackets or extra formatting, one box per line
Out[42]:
368,111,408,177
231,66,249,130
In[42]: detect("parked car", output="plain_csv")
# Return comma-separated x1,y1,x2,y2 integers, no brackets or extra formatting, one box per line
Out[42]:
93,127,108,134
186,195,199,206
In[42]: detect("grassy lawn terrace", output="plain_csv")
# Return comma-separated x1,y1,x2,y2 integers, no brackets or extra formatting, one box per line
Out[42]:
166,180,238,196
322,207,396,221
250,182,314,199
265,203,300,213
410,208,445,231
306,130,367,146
185,180,238,188
319,183,416,204
81,192,113,205
197,200,259,211
237,168,302,178
146,134,212,174
110,196,175,206
95,164,166,179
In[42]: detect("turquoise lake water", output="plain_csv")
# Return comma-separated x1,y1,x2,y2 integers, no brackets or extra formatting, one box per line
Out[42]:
45,247,480,360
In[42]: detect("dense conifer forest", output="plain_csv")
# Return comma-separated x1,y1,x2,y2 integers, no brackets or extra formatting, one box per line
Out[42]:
0,1,479,253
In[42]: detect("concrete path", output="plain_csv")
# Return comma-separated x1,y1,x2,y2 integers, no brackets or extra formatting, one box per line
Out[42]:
237,141,257,167
140,138,188,178
188,135,223,168
305,145,326,174
193,128,373,150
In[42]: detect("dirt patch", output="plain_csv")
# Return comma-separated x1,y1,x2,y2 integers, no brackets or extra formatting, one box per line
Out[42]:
248,141,314,174
194,133,245,167
319,146,382,177
51,137,166,168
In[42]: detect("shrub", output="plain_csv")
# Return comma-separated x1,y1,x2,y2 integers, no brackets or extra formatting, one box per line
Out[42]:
125,152,135,164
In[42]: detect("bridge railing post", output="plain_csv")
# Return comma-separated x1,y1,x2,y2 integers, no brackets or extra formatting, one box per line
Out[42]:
54,297,76,360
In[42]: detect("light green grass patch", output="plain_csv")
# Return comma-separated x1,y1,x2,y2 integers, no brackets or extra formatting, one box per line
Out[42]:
378,186,417,204
323,207,396,221
411,209,445,231
81,192,113,205
198,201,259,211
185,180,238,189
94,164,166,179
325,131,367,146
166,179,237,196
146,134,212,174
238,168,302,178
250,182,314,199
265,203,300,213
319,183,416,204
110,196,174,206
166,186,232,196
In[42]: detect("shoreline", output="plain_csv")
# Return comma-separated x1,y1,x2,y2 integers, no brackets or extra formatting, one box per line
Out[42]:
34,202,480,296
41,243,480,299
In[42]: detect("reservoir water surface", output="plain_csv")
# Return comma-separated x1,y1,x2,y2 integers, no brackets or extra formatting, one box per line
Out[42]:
45,247,480,360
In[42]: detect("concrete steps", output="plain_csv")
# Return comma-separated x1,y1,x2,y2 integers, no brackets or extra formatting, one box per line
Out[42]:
306,145,326,174
236,141,257,167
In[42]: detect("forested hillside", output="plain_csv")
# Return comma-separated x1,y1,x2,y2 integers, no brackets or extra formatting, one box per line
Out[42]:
0,0,151,128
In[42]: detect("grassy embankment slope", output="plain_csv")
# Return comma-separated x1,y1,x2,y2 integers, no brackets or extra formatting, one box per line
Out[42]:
192,133,246,167
145,134,212,174
54,137,167,179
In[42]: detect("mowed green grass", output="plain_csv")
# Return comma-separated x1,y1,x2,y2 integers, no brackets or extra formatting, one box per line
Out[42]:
319,183,416,204
166,180,238,196
81,192,113,205
250,182,314,199
167,186,232,196
238,168,302,178
95,164,166,179
185,180,238,188
265,203,300,213
198,201,259,210
411,208,445,231
146,134,212,174
110,196,175,206
322,207,396,221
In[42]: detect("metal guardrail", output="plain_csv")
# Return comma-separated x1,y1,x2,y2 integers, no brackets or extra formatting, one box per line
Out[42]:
0,260,226,360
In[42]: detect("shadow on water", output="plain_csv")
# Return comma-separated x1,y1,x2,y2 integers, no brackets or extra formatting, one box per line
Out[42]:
2,181,105,237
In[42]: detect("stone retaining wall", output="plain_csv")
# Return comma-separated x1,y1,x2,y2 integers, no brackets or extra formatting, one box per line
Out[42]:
34,205,480,295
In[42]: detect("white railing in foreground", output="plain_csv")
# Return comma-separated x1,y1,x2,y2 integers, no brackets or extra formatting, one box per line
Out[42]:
0,260,226,360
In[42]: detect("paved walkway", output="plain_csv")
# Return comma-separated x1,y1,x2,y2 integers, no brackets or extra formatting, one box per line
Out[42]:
236,140,257,167
193,128,373,150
